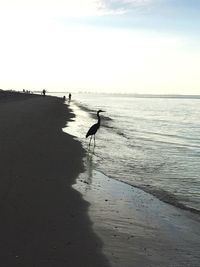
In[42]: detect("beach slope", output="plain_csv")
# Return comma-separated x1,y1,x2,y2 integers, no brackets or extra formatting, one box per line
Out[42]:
0,92,110,266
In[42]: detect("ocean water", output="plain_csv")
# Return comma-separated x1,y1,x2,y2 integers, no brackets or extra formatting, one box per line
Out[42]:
53,93,200,214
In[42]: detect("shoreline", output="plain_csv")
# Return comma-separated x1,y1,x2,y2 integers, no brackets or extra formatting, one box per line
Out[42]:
4,91,199,266
112,178,200,217
0,91,110,266
74,168,200,267
64,99,200,266
64,98,200,216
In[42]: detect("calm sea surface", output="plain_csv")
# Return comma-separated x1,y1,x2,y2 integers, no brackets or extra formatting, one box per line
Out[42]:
53,93,200,213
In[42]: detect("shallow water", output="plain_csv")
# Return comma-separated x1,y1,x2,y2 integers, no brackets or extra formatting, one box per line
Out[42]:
53,93,200,213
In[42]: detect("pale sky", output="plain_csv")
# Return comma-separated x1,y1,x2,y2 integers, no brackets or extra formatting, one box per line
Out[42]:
0,0,200,94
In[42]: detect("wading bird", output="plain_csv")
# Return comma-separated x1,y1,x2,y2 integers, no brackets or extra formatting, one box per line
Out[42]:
86,110,104,147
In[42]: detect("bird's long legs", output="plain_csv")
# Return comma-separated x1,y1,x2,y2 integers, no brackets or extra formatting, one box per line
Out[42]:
88,135,96,152
89,135,92,148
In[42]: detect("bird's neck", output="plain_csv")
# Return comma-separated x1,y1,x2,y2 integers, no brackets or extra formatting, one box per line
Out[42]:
97,113,101,125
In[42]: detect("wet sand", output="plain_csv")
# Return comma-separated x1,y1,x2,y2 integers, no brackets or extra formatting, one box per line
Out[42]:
74,154,200,267
0,91,110,266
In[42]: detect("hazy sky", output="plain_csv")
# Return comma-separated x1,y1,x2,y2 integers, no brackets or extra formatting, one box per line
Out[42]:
0,0,200,94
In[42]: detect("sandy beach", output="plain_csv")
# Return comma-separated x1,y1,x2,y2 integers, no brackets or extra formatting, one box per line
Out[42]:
0,91,200,267
0,91,109,266
75,168,200,267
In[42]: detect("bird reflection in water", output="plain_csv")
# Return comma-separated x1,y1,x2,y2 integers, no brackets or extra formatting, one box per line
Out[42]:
86,153,93,184
81,153,94,193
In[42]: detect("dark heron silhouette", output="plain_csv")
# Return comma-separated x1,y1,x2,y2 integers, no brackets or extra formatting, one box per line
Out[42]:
86,110,104,147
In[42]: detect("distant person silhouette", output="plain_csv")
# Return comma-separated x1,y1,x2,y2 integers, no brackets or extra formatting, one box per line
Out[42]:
42,89,46,96
68,93,71,102
63,95,66,101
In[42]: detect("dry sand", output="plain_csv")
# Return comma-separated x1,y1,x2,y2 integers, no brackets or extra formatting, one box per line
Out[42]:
0,91,110,266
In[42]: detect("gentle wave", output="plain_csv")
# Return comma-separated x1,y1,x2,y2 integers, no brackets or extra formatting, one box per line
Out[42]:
94,162,200,215
74,100,113,122
114,178,200,216
108,126,200,150
133,129,200,142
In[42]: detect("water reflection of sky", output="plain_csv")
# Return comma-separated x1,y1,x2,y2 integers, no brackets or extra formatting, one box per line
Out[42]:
63,95,200,212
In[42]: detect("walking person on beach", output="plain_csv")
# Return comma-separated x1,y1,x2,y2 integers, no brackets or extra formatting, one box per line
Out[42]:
68,93,71,102
42,89,46,96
